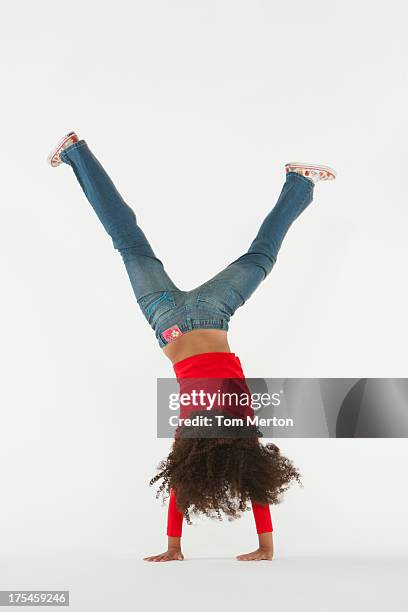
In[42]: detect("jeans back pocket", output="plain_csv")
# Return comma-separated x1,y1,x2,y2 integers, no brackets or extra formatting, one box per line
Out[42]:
137,291,177,329
196,281,244,318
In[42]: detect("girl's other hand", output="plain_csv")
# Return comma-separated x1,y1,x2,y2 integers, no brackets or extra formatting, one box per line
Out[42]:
143,549,184,562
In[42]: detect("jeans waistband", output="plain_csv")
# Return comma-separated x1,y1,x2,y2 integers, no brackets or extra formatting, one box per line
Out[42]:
157,318,229,347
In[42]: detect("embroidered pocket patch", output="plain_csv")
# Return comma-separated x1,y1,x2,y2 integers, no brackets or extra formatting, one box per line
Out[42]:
162,324,183,343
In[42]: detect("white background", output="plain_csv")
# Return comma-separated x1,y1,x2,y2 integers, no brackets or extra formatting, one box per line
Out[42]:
1,0,408,589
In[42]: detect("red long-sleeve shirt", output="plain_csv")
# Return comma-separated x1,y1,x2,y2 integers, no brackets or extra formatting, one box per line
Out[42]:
167,351,273,537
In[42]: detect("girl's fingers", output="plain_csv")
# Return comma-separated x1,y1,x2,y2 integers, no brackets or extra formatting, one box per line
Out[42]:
144,552,184,561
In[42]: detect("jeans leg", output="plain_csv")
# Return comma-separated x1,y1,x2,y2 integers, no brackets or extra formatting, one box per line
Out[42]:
203,172,315,308
60,140,179,300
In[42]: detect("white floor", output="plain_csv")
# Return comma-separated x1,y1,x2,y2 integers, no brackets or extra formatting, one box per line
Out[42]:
1,556,407,612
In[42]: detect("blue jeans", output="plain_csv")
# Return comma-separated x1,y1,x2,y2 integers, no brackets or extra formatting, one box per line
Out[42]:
61,140,314,347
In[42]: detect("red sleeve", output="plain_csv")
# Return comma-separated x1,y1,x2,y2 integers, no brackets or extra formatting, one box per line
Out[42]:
167,490,272,536
251,501,273,534
167,489,183,537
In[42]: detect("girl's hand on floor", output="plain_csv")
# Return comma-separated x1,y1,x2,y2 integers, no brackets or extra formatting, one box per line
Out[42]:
143,549,184,562
236,547,273,561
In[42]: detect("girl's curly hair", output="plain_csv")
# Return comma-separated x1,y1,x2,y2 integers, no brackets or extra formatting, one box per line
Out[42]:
150,436,302,524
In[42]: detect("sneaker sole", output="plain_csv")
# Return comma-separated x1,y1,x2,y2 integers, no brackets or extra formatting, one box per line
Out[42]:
285,162,336,179
47,132,79,167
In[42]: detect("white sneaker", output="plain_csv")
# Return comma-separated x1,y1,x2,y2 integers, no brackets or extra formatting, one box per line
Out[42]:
47,131,80,167
285,162,336,183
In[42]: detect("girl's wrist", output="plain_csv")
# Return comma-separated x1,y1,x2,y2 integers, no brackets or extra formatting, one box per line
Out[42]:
258,531,273,551
167,536,182,551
